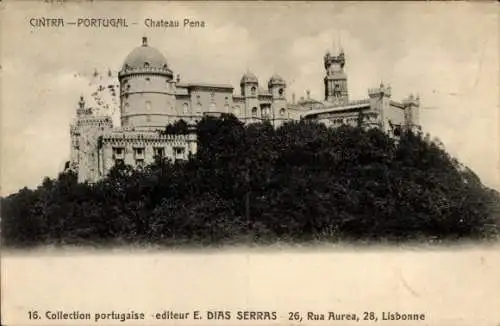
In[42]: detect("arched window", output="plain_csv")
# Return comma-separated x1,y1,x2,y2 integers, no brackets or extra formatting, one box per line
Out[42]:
251,107,258,116
144,62,150,68
251,87,256,95
334,84,341,97
280,108,286,116
278,88,284,96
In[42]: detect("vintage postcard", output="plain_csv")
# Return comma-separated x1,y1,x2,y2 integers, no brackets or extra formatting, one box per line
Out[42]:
1,1,499,326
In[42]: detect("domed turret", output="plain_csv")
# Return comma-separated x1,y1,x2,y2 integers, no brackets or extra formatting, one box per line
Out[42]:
268,73,286,88
119,37,177,129
123,37,167,69
120,37,173,79
240,71,258,85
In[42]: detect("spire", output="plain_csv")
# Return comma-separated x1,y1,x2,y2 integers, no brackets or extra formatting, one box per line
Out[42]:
332,31,343,54
338,31,344,54
78,95,85,109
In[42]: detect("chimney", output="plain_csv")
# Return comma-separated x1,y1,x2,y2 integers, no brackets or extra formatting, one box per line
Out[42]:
142,37,148,46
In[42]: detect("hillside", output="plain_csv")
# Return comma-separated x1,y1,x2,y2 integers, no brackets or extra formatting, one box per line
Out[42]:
1,115,499,248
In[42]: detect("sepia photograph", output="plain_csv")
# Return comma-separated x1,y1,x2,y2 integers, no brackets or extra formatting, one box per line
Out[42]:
1,1,499,325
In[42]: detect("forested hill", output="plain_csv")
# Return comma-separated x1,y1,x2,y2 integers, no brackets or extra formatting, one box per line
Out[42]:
2,115,499,248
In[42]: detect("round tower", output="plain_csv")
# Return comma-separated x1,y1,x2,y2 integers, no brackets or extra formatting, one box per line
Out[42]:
118,37,176,130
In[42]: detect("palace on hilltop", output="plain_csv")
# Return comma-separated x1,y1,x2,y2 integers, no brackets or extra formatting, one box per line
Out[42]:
69,37,421,183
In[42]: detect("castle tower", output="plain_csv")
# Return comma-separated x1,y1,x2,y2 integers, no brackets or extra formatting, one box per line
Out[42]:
69,96,113,183
268,74,287,122
240,71,260,119
324,50,349,106
118,37,176,130
403,94,421,132
368,82,392,132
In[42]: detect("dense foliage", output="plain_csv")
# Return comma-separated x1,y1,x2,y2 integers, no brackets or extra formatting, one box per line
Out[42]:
2,115,499,247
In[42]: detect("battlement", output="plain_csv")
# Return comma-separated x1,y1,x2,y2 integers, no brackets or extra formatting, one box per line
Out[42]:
76,116,113,127
118,66,174,79
101,130,194,142
368,83,392,98
402,93,420,107
324,51,345,69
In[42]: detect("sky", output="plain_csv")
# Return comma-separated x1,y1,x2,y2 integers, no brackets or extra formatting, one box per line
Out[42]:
1,1,498,196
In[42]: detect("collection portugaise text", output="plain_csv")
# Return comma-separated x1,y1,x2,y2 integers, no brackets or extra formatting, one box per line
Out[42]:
29,310,426,323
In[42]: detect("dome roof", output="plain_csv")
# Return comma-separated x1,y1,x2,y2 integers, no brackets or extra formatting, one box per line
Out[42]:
240,71,258,84
268,73,286,86
121,37,169,71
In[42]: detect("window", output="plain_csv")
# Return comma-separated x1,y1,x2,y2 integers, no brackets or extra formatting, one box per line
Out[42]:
134,148,145,158
280,108,286,116
334,84,341,97
261,107,270,118
251,107,258,116
114,159,124,166
145,77,150,82
234,105,240,115
183,103,189,114
135,159,144,168
251,87,256,95
144,62,149,68
113,147,124,156
278,88,284,96
174,147,185,160
154,147,165,158
209,103,216,111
